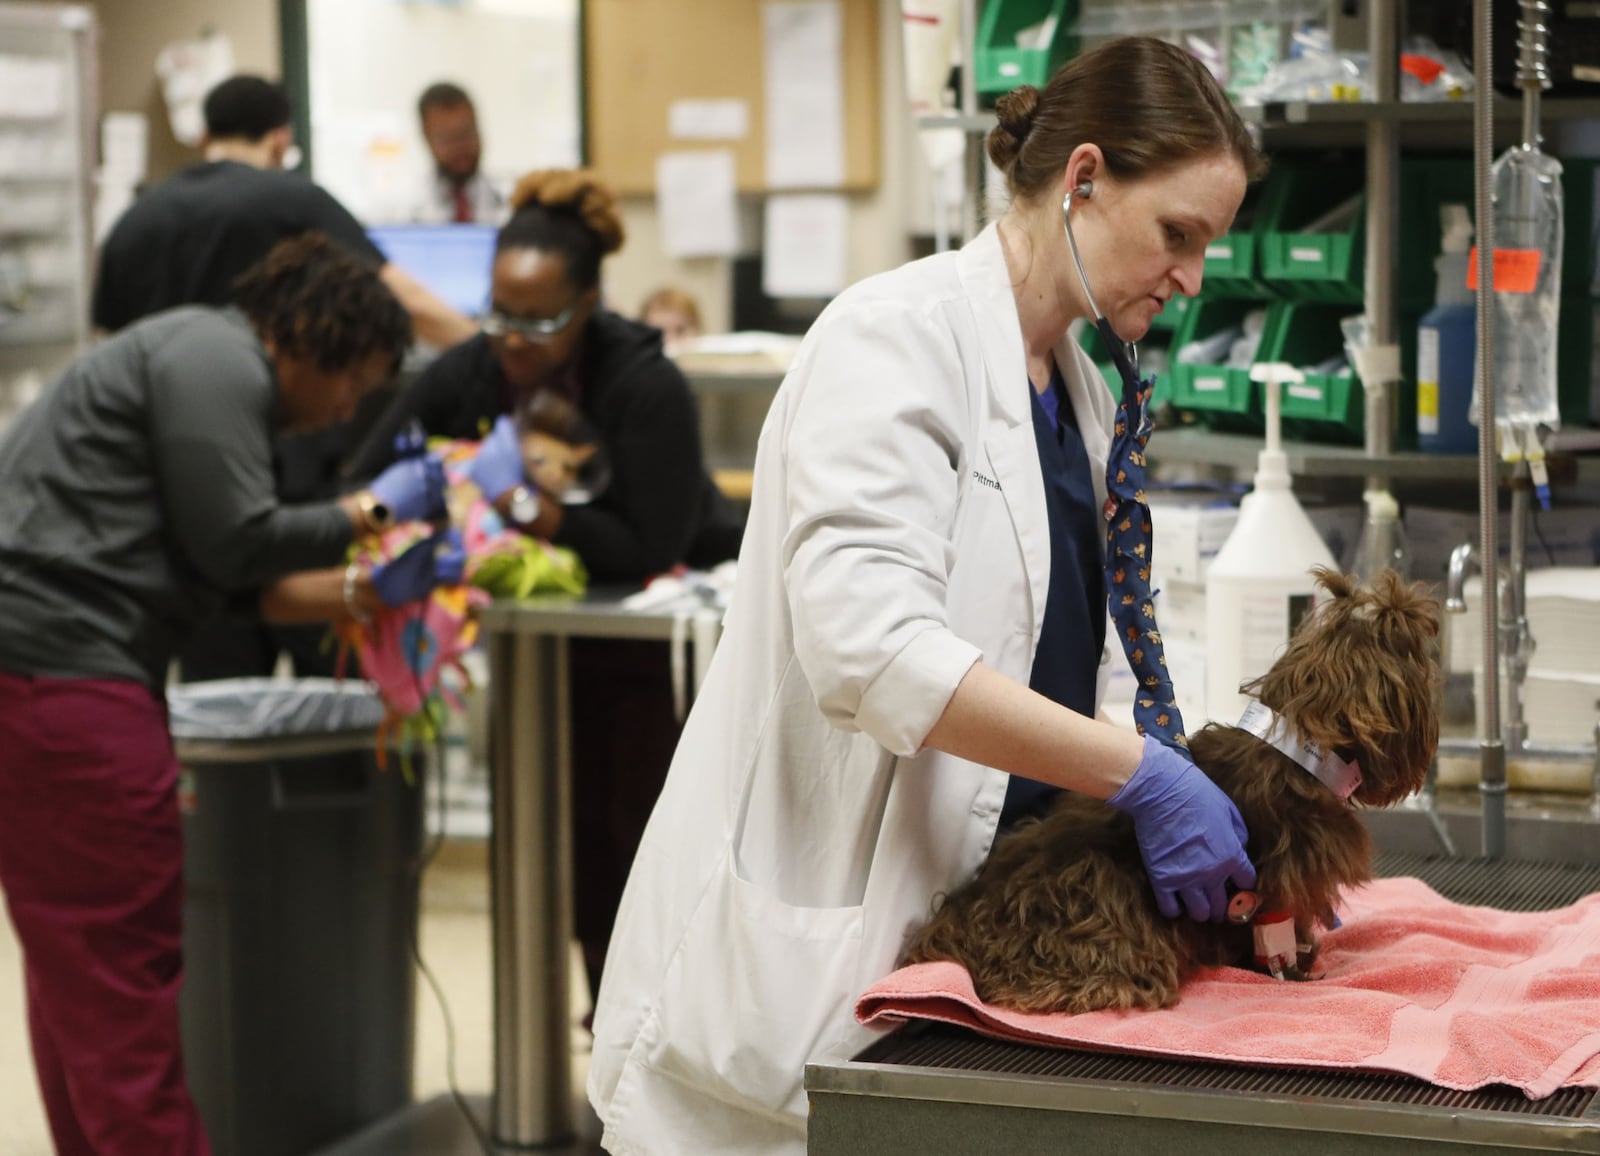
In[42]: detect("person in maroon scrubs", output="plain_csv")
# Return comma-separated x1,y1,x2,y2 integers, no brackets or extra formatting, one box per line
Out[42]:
0,234,455,1155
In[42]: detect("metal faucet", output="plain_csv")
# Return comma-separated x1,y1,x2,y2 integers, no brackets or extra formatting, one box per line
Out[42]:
1443,508,1599,841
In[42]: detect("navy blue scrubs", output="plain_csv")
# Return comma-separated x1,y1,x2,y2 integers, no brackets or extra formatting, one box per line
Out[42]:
997,367,1107,831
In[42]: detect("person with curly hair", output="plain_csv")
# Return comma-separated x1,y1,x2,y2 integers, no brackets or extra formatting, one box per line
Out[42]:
350,167,743,1005
0,233,461,1156
92,73,480,686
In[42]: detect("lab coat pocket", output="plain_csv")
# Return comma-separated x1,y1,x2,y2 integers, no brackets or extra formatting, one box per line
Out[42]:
644,848,864,1125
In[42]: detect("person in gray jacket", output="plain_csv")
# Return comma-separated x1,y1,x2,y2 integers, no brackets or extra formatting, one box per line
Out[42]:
0,233,456,1155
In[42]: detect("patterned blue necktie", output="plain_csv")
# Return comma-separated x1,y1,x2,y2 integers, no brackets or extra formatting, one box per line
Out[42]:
1100,322,1188,752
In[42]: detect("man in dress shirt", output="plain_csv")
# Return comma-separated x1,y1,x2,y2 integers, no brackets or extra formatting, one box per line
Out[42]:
412,82,507,225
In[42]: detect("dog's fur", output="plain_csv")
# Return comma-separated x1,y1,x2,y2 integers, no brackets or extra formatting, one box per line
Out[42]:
901,568,1440,1014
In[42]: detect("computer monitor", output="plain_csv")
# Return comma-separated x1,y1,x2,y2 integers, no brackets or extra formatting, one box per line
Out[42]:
366,224,498,318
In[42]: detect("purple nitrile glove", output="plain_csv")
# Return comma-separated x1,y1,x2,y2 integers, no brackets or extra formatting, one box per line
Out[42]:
369,453,448,525
466,414,526,503
1107,735,1257,923
370,528,466,608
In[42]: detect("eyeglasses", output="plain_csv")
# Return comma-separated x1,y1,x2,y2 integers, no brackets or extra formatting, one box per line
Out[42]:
482,301,582,343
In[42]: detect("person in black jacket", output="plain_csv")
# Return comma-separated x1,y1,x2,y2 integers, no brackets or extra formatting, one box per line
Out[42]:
350,168,743,1004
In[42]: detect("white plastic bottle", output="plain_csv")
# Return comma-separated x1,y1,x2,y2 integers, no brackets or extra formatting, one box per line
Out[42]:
1203,367,1337,724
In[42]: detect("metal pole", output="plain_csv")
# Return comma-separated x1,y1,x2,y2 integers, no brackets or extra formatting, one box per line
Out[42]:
1505,482,1531,756
958,0,979,242
1474,0,1507,859
489,629,575,1146
1363,0,1400,490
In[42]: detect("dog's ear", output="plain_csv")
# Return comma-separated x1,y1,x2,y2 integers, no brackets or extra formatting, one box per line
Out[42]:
1243,568,1441,806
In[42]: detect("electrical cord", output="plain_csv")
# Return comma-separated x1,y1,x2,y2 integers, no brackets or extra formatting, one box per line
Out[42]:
399,617,496,1156
1530,504,1557,567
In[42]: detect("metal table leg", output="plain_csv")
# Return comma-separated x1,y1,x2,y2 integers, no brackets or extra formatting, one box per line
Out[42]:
488,629,574,1147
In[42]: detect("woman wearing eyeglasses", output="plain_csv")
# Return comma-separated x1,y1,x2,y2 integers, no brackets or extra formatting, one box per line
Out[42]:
349,168,743,1006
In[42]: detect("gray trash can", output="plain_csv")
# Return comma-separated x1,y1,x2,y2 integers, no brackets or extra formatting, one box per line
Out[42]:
169,679,421,1156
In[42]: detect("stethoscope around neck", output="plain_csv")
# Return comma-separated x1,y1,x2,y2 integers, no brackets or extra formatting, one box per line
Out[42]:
1061,179,1144,393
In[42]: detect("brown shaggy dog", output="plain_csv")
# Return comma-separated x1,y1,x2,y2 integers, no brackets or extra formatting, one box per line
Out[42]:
902,568,1440,1014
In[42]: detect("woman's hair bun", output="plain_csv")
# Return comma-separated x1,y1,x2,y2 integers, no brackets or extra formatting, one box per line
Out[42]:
509,169,625,255
985,85,1040,174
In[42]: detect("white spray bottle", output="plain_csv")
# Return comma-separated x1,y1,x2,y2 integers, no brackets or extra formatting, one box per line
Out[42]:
1203,364,1337,724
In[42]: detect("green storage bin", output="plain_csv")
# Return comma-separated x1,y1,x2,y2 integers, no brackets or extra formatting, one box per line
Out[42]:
1261,195,1366,304
1396,157,1475,310
1201,178,1277,300
1557,293,1598,427
1166,297,1269,432
1283,370,1362,445
975,0,1076,96
1257,158,1366,304
1255,302,1363,444
1561,161,1598,297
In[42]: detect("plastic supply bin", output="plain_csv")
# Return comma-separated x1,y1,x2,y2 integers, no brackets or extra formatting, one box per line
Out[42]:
1166,297,1268,432
170,679,421,1156
1260,303,1362,445
975,0,1076,96
1253,157,1367,304
1201,178,1275,300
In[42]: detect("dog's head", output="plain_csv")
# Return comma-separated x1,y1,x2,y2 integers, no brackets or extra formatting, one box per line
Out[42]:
1243,567,1440,808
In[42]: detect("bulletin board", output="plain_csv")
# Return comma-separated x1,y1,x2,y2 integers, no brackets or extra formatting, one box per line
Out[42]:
585,0,880,196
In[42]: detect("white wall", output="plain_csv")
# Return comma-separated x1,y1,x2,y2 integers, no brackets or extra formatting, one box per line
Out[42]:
93,0,280,179
305,0,580,222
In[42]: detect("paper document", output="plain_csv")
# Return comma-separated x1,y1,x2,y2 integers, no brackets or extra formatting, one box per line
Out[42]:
669,99,750,141
101,113,148,181
763,194,848,298
656,150,740,259
155,32,235,147
763,1,845,188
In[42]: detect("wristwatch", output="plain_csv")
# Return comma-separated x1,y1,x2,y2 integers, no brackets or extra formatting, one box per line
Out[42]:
507,485,541,528
356,491,394,533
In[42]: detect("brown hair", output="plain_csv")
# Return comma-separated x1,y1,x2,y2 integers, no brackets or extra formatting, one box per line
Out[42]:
497,169,625,290
986,36,1267,203
639,286,701,329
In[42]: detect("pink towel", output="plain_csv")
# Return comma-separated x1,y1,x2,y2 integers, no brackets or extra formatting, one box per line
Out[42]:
858,876,1600,1099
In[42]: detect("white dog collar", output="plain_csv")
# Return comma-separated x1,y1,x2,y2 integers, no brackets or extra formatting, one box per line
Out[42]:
1236,701,1363,801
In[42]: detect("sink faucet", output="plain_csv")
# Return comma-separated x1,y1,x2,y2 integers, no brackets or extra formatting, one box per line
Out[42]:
1445,542,1477,615
1444,536,1534,756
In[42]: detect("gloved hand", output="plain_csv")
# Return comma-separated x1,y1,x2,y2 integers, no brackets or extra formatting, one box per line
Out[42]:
1107,736,1256,922
466,415,526,503
369,453,448,525
370,528,467,608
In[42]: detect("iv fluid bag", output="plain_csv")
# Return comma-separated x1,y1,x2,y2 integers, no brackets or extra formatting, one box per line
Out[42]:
1485,145,1563,432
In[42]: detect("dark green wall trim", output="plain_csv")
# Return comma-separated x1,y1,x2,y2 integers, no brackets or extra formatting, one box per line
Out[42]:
279,0,313,175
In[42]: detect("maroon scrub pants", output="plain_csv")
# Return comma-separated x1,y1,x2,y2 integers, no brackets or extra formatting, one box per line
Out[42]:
0,672,209,1156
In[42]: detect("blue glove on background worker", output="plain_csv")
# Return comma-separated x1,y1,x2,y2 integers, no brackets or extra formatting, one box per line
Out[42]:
1108,735,1256,923
369,453,449,525
466,414,526,502
370,527,467,607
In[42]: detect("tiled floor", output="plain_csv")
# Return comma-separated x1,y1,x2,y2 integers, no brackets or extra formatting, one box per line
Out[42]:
0,838,593,1156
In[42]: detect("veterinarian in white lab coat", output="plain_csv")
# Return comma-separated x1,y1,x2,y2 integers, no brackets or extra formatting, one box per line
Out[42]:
590,36,1264,1155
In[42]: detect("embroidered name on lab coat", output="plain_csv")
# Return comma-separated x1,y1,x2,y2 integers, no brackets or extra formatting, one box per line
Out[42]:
972,471,1002,491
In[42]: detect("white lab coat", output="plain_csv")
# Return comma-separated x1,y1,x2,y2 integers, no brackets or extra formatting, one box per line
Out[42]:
588,223,1116,1155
